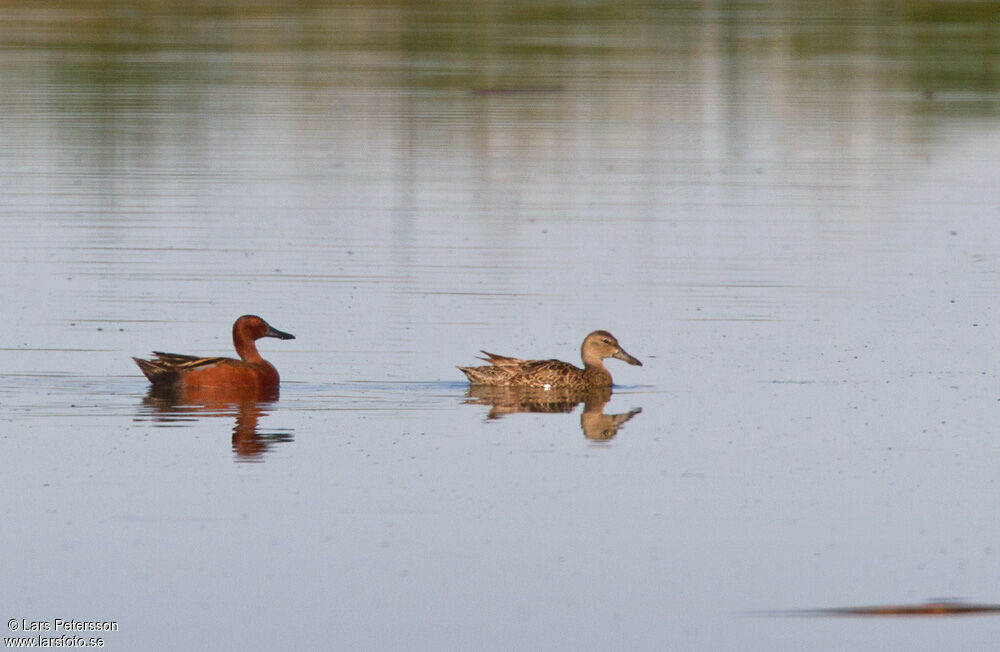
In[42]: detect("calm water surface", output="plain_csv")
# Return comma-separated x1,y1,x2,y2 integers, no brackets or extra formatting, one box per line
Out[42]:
3,2,1000,650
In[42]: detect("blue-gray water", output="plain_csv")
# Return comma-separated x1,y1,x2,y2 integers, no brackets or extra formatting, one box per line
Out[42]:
3,2,1000,650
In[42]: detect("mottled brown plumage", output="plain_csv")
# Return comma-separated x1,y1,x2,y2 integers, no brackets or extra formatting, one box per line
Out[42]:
457,330,641,389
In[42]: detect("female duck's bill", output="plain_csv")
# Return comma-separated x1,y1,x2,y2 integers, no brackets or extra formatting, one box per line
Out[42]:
133,314,295,392
457,330,642,389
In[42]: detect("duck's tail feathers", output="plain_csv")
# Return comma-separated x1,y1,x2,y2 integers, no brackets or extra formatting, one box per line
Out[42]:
132,356,179,386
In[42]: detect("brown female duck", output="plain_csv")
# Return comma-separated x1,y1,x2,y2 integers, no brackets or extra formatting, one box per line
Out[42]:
458,330,641,389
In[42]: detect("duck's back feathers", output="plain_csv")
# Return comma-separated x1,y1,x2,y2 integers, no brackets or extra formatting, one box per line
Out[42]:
133,351,232,386
458,355,590,388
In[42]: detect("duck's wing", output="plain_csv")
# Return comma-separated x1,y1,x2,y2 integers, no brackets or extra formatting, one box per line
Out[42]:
511,359,583,386
133,352,234,385
151,351,233,369
476,351,527,367
459,352,582,387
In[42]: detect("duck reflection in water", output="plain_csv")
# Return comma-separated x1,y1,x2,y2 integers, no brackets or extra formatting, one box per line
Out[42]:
140,384,293,461
464,385,642,441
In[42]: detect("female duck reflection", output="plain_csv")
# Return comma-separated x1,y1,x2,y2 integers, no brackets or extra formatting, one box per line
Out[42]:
458,331,643,440
463,385,642,441
134,315,295,461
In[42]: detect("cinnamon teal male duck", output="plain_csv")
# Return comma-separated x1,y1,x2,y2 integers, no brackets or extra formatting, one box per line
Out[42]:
133,315,294,391
458,330,641,389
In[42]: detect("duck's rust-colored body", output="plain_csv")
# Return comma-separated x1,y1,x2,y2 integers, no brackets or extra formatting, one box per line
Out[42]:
133,315,294,392
458,330,641,389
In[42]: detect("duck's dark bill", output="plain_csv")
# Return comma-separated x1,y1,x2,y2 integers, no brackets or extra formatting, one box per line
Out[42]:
614,349,642,366
265,325,295,340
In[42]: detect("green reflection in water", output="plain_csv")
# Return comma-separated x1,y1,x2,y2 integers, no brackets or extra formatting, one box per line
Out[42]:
0,1,998,130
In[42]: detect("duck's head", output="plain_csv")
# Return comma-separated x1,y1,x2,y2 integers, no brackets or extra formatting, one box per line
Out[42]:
581,330,641,367
234,315,296,342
